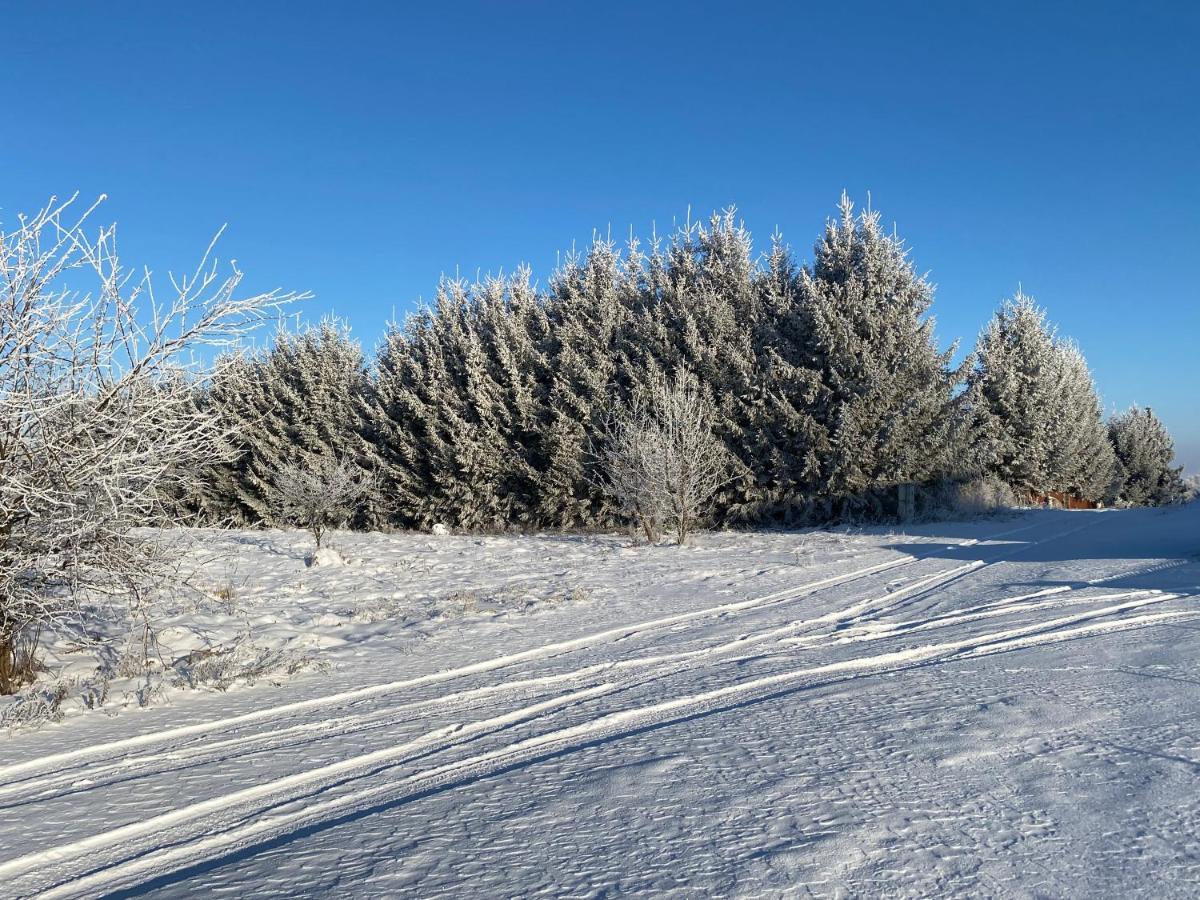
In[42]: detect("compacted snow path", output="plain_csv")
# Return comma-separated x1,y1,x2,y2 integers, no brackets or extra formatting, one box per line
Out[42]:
2,507,1198,897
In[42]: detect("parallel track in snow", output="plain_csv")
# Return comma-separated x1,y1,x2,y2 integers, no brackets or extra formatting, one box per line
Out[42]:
0,554,923,790
0,517,1059,797
6,513,1172,897
0,557,992,809
11,592,1195,899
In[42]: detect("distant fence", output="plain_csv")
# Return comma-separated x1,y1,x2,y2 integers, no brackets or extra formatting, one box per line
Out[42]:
1025,490,1101,510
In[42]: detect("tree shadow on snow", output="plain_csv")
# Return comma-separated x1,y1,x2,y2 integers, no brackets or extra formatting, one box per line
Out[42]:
881,507,1200,590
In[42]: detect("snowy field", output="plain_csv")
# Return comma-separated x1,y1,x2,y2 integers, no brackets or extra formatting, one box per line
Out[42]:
1,505,1199,897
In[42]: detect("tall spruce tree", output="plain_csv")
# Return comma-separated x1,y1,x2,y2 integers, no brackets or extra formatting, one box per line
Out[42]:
538,237,641,528
796,195,961,517
367,273,554,531
1043,341,1115,501
364,306,447,528
968,294,1058,493
628,212,764,516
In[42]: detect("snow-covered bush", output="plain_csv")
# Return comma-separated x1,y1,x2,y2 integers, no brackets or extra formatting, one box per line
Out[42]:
597,409,668,544
915,476,1016,521
599,372,730,545
172,642,326,692
952,477,1017,517
0,680,69,731
0,195,298,694
270,455,371,549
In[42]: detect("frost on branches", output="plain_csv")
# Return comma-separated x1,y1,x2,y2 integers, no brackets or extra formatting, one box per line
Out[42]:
192,318,374,525
270,455,372,549
968,293,1114,502
14,192,1174,566
598,372,731,545
1108,406,1187,506
797,194,963,517
0,195,299,692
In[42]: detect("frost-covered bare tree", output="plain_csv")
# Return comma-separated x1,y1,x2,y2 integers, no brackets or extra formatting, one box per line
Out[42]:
597,406,668,544
600,373,729,545
270,455,370,549
0,195,299,692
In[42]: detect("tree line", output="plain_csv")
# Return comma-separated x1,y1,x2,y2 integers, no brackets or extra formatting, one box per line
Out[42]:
0,194,1190,691
188,196,1189,534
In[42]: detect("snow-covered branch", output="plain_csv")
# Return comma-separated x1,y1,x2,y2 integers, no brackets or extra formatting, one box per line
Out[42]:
0,194,303,692
270,456,371,550
599,373,730,545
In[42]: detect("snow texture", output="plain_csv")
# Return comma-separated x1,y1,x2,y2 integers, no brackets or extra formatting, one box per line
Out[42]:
1,505,1198,897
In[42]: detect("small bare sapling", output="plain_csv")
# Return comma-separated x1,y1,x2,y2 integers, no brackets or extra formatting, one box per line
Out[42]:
270,456,370,550
599,372,730,545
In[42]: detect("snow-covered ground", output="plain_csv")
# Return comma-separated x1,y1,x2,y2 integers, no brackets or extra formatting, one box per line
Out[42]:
2,505,1199,897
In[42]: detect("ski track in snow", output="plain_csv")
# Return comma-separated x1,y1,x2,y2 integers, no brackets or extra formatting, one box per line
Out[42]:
3,509,1200,897
0,517,1057,790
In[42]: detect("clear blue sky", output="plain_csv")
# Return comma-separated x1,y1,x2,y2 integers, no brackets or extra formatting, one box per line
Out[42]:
5,1,1197,470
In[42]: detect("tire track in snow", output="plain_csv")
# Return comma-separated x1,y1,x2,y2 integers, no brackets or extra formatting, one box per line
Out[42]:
0,515,1113,891
0,554,919,789
10,593,1193,900
780,588,1164,650
0,557,969,807
0,517,1088,802
0,664,625,806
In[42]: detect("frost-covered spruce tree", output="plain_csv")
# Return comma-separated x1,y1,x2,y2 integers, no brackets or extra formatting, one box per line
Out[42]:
367,273,553,531
364,307,449,528
1043,341,1115,501
796,195,961,517
480,269,555,514
969,294,1114,501
629,211,765,518
390,279,491,530
1108,406,1187,505
538,237,641,528
202,319,374,524
454,271,552,528
744,234,826,520
968,294,1058,494
431,279,516,530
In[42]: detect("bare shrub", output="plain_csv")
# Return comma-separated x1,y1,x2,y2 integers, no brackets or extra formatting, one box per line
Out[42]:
0,195,301,692
270,456,370,549
0,680,70,731
598,372,731,545
954,476,1017,517
919,476,1016,520
210,579,239,611
172,642,326,692
77,676,110,710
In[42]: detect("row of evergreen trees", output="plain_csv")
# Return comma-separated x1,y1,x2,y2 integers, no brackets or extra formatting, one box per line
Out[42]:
187,196,1188,531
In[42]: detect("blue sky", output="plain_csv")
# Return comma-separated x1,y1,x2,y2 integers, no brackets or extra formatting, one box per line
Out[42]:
5,1,1198,470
